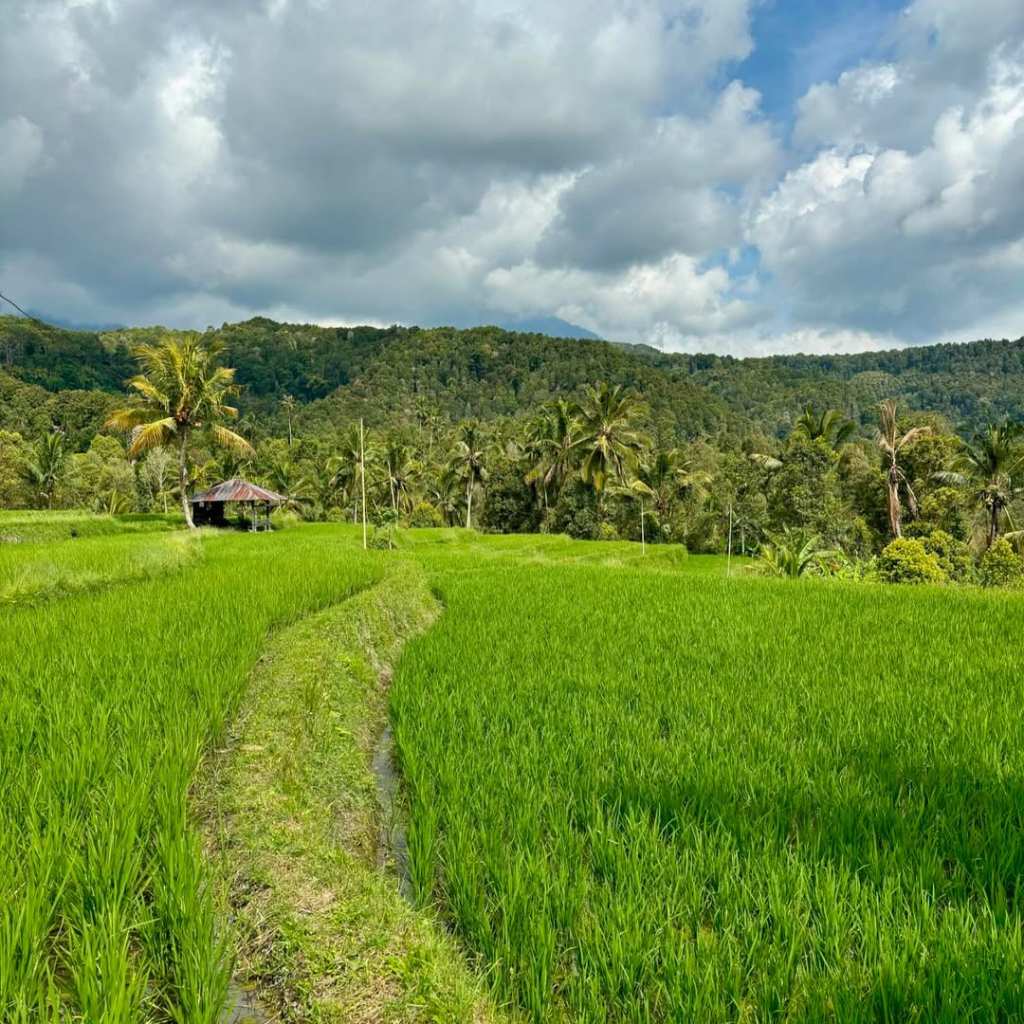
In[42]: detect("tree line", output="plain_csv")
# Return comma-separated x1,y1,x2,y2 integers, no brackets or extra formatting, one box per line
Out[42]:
3,331,1024,585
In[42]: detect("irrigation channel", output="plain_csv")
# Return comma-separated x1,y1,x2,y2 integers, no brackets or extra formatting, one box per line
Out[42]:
373,716,415,902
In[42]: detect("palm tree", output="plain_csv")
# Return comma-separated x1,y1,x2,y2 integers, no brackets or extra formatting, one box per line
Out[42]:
22,430,67,509
450,421,487,529
753,529,841,578
266,458,311,514
792,404,855,449
574,383,648,514
334,424,374,524
525,398,579,508
105,333,253,528
383,436,418,513
936,422,1024,547
281,394,297,447
637,445,709,525
877,399,931,539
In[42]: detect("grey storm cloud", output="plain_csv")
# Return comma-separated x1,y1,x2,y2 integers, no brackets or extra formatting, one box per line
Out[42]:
0,0,1022,352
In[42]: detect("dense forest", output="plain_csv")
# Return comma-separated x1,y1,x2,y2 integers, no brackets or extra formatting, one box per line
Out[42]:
3,313,1024,585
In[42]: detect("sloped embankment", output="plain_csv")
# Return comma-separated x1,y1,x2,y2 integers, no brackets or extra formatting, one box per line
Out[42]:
203,562,505,1023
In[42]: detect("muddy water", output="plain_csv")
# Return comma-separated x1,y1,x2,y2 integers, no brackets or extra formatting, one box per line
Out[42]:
220,981,274,1024
372,721,414,902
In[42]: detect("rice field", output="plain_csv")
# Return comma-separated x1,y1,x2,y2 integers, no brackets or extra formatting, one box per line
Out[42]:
5,523,1024,1022
0,510,182,545
0,531,203,606
391,541,1024,1022
0,524,382,1022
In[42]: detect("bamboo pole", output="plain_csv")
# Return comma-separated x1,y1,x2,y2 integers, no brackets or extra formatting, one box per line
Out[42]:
727,503,733,577
359,418,368,551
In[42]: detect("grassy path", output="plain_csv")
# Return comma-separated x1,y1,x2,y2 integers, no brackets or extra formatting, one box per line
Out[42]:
202,561,506,1024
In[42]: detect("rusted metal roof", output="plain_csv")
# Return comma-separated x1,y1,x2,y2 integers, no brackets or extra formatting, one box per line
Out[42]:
190,478,287,504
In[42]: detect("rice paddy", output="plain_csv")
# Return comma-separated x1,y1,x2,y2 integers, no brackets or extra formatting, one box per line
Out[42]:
4,523,1024,1022
0,525,382,1022
392,539,1024,1022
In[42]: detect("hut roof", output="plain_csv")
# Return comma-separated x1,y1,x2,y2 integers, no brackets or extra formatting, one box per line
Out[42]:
190,478,287,504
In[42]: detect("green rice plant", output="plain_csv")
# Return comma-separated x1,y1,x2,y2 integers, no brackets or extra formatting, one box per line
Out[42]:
0,524,382,1020
0,510,182,544
392,541,1024,1022
0,531,203,605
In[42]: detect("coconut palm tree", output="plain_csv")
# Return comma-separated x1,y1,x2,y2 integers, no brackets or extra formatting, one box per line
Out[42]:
265,458,311,514
637,445,709,525
22,430,68,509
383,436,418,513
450,421,488,529
877,399,931,538
792,404,856,449
525,398,579,508
428,464,464,528
936,422,1024,547
105,333,253,528
280,393,297,447
326,425,362,522
574,383,648,514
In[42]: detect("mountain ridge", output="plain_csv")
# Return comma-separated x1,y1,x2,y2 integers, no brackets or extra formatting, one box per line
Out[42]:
2,314,1024,446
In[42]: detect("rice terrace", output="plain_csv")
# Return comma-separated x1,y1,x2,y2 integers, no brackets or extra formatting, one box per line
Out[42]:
4,425,1024,1022
5,1,1024,1020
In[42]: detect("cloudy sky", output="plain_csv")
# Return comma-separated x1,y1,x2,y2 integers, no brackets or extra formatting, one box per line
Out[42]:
2,0,1022,354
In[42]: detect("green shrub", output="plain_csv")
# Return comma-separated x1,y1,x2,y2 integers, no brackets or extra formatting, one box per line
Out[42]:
921,530,972,582
544,481,598,540
978,538,1023,588
596,521,620,541
877,537,947,584
406,501,444,528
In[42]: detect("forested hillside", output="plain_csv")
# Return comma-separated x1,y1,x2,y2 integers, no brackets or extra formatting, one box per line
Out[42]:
3,315,1023,445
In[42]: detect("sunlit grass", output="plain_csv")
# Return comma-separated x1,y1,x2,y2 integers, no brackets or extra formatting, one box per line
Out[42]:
7,521,1020,1021
0,525,381,1021
392,547,1024,1022
0,510,182,544
0,531,204,606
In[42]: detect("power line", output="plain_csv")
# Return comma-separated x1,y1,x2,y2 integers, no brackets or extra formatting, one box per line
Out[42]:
0,291,61,331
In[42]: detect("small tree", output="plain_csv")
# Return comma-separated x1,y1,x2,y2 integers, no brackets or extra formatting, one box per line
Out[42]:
936,422,1024,548
978,538,1023,588
753,529,840,578
877,537,947,584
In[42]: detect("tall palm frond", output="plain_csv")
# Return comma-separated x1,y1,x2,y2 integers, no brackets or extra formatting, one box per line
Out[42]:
936,422,1024,547
574,383,648,500
792,404,856,449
